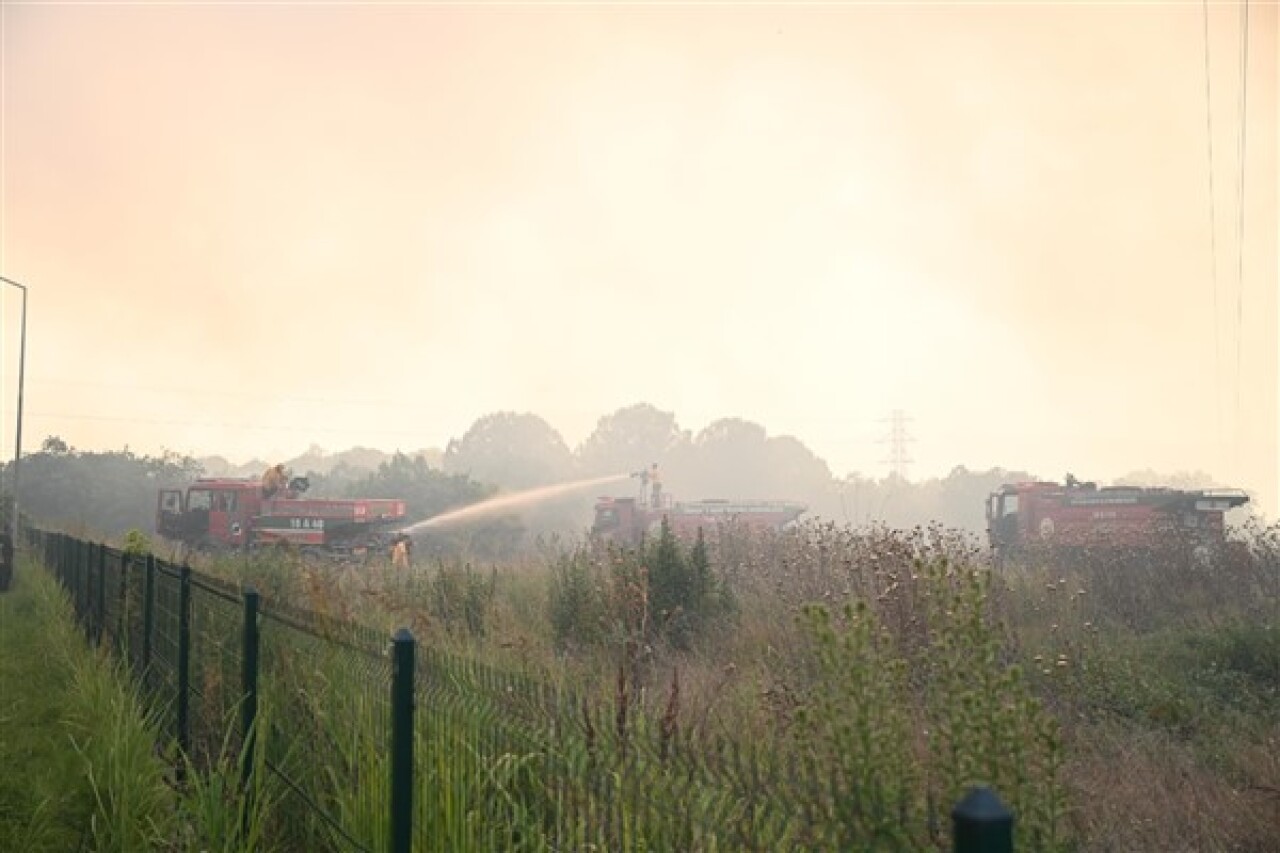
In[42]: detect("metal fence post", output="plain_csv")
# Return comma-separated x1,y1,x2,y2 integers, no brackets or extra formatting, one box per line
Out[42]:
117,552,130,654
74,540,82,618
81,541,90,631
390,627,416,853
83,541,91,627
240,586,261,839
142,554,156,684
176,564,192,758
95,543,107,646
953,786,1014,853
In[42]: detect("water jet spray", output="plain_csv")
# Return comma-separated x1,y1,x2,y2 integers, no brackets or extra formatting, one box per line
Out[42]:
401,473,631,535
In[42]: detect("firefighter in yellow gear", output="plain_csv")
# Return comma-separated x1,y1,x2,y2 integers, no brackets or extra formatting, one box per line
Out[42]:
391,534,411,569
262,464,288,499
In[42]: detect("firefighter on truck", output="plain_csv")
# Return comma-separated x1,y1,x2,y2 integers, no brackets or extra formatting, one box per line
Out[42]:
261,464,289,499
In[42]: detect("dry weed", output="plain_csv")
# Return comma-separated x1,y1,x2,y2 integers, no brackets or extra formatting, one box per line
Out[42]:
1065,722,1280,852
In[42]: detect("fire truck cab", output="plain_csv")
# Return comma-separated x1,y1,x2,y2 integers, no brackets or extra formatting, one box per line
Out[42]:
157,479,269,549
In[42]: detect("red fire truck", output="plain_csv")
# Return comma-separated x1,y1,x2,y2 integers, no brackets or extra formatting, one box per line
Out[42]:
591,465,808,545
156,477,406,557
592,495,808,545
986,476,1249,564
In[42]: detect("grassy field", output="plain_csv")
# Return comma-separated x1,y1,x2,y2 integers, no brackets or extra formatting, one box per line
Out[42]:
0,558,176,851
34,515,1280,851
0,556,277,852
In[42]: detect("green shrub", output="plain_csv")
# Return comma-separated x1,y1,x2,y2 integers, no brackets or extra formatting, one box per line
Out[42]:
644,521,737,650
432,559,496,638
1185,624,1280,697
793,601,918,849
1066,624,1280,733
791,559,1066,851
122,528,152,557
548,547,606,652
547,524,738,655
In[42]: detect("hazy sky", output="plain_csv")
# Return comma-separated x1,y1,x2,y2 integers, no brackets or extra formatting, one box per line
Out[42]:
1,2,1277,515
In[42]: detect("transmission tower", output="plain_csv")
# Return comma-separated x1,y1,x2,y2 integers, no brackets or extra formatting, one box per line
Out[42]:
878,410,915,480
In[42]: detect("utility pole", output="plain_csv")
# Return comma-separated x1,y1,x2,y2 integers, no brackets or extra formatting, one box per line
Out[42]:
878,409,914,481
2,277,27,543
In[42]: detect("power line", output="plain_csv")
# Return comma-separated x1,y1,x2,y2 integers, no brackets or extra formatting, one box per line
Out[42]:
0,408,434,439
13,376,411,409
1234,0,1249,457
1201,0,1223,467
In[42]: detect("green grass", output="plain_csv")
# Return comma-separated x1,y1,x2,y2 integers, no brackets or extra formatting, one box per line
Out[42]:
0,557,175,852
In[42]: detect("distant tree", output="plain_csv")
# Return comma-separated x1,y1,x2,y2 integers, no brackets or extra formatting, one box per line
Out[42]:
345,451,528,557
197,455,266,478
575,403,690,477
666,418,768,498
1,438,204,537
443,412,574,489
645,520,736,650
648,517,692,646
285,443,331,476
832,473,880,525
413,447,445,469
664,418,833,505
832,466,1038,535
763,434,835,497
286,445,392,477
346,451,491,522
196,455,238,477
41,435,69,455
934,466,1036,533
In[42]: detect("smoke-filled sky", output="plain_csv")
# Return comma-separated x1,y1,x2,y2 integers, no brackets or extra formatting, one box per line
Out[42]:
1,2,1277,515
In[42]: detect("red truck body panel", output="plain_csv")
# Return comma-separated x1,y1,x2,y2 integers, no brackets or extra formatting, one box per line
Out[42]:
986,479,1248,558
593,496,807,545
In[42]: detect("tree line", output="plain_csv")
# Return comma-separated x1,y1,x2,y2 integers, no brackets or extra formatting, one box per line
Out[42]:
0,402,1228,547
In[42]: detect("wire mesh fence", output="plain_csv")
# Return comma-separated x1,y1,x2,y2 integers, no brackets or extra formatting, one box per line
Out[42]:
258,603,392,852
408,648,809,851
27,529,404,851
150,562,185,740
24,526,1016,852
189,574,246,767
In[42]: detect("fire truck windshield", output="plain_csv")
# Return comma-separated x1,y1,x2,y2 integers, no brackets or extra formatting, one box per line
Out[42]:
1000,494,1019,516
188,489,213,511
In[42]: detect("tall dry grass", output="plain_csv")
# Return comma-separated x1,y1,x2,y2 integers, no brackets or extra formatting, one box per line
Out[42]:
173,515,1280,850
